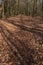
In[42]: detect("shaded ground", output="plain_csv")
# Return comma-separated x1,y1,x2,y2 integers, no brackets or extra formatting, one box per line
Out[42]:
0,15,43,65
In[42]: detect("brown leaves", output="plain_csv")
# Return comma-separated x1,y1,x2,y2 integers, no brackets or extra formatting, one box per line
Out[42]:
0,15,43,65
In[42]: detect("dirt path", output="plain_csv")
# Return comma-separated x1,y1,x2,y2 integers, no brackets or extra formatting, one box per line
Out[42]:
0,16,43,65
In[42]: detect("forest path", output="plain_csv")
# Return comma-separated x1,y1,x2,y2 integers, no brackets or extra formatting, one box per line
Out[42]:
0,16,43,65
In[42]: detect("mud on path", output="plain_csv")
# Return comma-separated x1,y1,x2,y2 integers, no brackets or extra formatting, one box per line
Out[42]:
0,15,43,65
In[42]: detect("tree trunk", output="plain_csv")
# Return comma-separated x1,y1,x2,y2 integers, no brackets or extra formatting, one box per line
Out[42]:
2,0,5,18
42,0,43,20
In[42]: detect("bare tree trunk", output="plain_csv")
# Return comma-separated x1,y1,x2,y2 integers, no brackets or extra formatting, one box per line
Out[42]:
32,0,37,16
17,0,19,15
32,0,35,16
25,0,28,16
35,0,37,16
2,0,5,18
42,0,43,20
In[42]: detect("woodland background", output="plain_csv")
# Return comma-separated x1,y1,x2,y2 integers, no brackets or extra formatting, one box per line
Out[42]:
0,0,43,65
0,0,43,18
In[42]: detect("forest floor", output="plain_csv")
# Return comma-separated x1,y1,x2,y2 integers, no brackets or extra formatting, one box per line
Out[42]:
0,15,43,65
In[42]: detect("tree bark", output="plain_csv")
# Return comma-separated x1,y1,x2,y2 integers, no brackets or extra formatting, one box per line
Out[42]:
42,0,43,20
